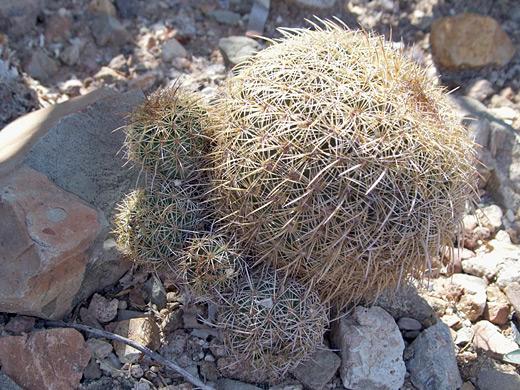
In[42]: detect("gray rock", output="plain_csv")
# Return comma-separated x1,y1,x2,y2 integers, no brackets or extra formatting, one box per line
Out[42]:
291,349,341,390
289,0,337,8
219,36,262,67
83,359,102,380
26,49,59,81
114,0,137,19
90,15,130,46
476,369,520,390
60,44,80,66
0,369,23,390
454,326,474,346
462,252,500,280
375,284,437,328
397,317,422,331
0,0,41,37
143,274,167,310
206,9,241,26
331,306,406,390
217,378,262,390
162,38,187,62
406,321,462,390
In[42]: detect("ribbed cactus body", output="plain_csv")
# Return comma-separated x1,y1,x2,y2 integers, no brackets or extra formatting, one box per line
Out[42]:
208,20,478,307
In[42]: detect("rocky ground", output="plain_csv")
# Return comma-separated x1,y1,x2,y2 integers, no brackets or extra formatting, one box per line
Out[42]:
1,0,520,390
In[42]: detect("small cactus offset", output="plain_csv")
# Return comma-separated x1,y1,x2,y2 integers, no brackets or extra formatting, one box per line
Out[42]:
207,19,479,308
122,85,209,182
113,180,205,269
217,268,328,382
177,233,246,301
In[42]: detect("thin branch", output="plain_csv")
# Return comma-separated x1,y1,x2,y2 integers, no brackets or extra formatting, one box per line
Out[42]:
45,321,214,390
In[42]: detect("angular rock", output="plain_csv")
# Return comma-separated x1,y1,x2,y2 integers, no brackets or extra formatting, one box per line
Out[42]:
86,338,113,359
455,326,474,346
4,315,36,335
0,88,144,317
143,274,167,310
217,378,262,390
476,205,503,233
0,328,91,390
473,320,518,357
0,371,23,390
88,293,119,323
0,167,104,319
449,273,488,321
331,306,406,390
26,49,59,81
465,79,494,102
0,0,41,37
291,349,341,390
484,284,510,325
219,36,262,67
206,9,241,26
375,284,437,328
114,317,161,363
462,252,500,280
430,13,515,68
406,321,463,390
90,15,129,46
162,38,187,62
289,0,337,8
476,369,520,390
504,282,520,321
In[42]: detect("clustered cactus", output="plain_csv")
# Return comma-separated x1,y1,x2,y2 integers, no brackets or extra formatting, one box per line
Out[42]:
113,19,478,383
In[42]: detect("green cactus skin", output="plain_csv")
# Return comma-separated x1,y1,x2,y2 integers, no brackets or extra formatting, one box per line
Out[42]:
178,233,246,301
207,19,479,308
122,85,209,182
113,180,205,269
217,268,328,382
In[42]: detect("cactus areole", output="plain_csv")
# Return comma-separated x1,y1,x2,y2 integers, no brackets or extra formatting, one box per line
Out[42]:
208,19,478,308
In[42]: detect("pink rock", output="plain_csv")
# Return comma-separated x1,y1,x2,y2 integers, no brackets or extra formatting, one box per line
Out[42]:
473,320,518,357
88,293,119,323
0,167,103,319
4,315,36,335
484,302,510,326
430,13,515,69
0,328,91,390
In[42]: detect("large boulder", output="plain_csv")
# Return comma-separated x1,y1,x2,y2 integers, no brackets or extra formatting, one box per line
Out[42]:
0,88,145,319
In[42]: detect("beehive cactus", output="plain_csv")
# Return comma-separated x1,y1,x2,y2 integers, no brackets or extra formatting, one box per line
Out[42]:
217,268,328,381
207,19,479,308
178,233,246,300
113,180,205,268
122,85,209,182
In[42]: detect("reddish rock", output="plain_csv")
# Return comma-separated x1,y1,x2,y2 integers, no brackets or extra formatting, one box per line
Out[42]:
483,302,510,326
0,167,103,319
113,317,161,363
504,283,520,321
430,13,515,69
4,315,36,335
0,328,91,390
88,293,119,323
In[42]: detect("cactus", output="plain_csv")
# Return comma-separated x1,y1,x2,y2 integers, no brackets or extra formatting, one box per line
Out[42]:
178,233,246,301
113,180,205,269
122,85,209,182
207,19,479,308
217,268,328,381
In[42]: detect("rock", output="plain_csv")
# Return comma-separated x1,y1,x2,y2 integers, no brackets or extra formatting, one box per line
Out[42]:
86,338,113,359
108,54,129,74
476,205,503,233
200,360,220,382
462,252,500,280
406,321,463,390
206,9,241,26
143,274,167,310
114,317,161,363
88,293,119,323
26,49,59,81
88,0,117,16
375,284,437,328
291,349,341,390
397,317,422,331
218,36,262,67
464,226,492,249
484,284,510,325
473,320,518,357
162,38,187,62
4,315,35,335
217,378,262,390
128,71,158,91
0,370,23,390
289,0,337,8
430,13,515,68
0,88,144,318
83,359,102,380
60,44,81,66
90,15,129,46
0,328,91,390
0,167,104,319
114,0,137,19
331,306,406,390
476,369,520,390
465,79,495,102
449,273,488,321
44,10,73,43
504,283,520,320
455,326,474,346
93,66,127,83
0,0,41,37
